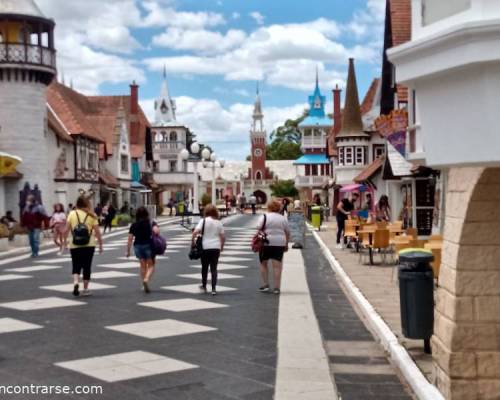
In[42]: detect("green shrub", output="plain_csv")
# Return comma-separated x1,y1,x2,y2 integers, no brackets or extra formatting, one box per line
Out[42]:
201,193,212,206
115,213,132,226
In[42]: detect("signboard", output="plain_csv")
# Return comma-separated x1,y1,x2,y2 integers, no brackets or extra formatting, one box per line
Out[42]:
375,110,408,156
288,211,306,249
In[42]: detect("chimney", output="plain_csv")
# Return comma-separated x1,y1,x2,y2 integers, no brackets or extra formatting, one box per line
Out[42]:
129,80,140,146
130,80,139,115
333,84,342,135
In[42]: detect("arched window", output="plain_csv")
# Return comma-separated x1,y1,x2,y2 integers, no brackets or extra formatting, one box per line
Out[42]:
170,131,178,141
256,171,263,180
161,131,167,142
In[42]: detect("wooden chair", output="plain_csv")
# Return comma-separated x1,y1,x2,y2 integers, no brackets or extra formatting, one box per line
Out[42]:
344,220,358,249
365,229,391,265
409,239,427,249
377,221,388,229
406,227,418,239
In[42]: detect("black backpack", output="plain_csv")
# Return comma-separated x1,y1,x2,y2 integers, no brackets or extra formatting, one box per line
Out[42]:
189,219,205,260
72,211,91,246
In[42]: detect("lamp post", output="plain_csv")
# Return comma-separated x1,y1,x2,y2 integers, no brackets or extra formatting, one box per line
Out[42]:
180,142,201,216
201,150,225,204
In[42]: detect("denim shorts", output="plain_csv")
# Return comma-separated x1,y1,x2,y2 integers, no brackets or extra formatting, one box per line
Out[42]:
134,243,153,260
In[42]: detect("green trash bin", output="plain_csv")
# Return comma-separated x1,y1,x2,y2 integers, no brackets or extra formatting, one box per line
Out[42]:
311,206,321,230
178,202,185,215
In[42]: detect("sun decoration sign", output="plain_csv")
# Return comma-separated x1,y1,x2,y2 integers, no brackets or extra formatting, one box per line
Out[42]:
0,151,22,177
375,110,408,156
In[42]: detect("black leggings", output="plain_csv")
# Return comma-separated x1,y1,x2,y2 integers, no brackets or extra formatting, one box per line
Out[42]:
336,216,346,244
201,249,220,290
71,247,95,281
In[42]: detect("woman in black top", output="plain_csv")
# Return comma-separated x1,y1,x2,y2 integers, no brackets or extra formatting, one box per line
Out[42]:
336,193,358,247
127,207,154,293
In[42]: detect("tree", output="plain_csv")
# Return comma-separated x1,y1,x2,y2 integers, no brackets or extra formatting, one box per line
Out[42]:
270,180,299,198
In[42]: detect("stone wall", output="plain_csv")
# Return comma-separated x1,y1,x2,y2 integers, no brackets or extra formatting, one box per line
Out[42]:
0,81,54,212
433,167,500,399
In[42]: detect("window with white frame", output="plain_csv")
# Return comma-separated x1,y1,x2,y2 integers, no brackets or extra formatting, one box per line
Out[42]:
121,154,129,173
355,147,365,165
88,150,96,171
373,145,385,160
345,147,353,165
339,147,345,166
169,160,177,172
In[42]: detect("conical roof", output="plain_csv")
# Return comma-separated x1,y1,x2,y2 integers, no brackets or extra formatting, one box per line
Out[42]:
0,0,45,18
337,58,369,139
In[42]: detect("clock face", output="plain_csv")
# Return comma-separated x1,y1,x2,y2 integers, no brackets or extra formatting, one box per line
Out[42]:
254,148,263,157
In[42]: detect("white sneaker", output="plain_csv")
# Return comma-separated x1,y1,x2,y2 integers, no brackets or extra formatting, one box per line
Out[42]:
336,243,344,249
81,289,92,297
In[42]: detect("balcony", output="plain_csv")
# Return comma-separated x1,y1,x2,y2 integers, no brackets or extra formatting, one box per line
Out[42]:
0,43,56,73
407,125,426,162
153,141,185,155
295,175,329,188
302,137,327,150
153,171,193,186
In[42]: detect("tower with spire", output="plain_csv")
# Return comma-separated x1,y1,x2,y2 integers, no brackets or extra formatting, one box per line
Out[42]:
249,83,268,181
154,66,177,126
0,0,57,213
334,58,371,185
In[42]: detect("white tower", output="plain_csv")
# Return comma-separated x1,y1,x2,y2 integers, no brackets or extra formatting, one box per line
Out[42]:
154,66,177,126
0,0,57,214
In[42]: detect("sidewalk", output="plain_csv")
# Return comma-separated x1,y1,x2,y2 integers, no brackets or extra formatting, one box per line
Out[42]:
314,221,434,383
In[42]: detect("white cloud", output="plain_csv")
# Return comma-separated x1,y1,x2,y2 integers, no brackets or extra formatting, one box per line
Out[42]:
152,28,246,54
249,11,265,25
232,12,241,20
140,1,226,28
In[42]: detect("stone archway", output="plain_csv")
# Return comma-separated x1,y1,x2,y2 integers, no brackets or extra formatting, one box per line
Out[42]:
254,190,267,205
433,167,500,400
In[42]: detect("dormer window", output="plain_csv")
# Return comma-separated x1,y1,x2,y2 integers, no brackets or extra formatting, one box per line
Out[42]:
314,96,321,109
160,101,168,114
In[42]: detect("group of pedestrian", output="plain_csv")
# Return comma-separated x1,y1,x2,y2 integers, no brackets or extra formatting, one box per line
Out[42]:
335,192,392,248
17,192,291,297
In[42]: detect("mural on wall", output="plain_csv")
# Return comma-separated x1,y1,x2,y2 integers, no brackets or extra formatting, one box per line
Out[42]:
375,110,408,156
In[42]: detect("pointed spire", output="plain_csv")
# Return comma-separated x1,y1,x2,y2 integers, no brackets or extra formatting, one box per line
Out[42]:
256,81,260,96
163,64,167,79
154,69,177,126
315,65,319,89
337,58,368,138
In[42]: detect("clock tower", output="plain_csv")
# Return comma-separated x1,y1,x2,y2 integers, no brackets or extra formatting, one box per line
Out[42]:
250,85,267,181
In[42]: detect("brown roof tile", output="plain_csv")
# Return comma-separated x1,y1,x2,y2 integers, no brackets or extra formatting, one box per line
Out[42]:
354,156,384,183
361,78,380,115
47,106,73,142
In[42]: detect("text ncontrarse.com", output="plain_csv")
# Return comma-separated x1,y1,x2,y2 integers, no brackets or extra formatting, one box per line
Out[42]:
0,385,103,395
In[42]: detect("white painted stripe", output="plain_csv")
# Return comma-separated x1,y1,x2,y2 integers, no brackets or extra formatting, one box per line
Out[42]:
311,229,444,400
274,249,338,400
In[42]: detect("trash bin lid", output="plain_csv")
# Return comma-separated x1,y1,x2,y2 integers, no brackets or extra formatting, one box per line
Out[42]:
399,248,434,263
311,206,321,211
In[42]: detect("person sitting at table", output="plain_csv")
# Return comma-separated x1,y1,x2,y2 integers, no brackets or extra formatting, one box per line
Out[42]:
336,192,358,249
375,195,391,222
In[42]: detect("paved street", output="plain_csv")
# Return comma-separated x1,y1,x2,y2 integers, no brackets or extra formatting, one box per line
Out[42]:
0,215,413,399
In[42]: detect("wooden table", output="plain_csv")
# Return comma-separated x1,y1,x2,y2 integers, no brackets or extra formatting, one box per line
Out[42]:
358,228,377,265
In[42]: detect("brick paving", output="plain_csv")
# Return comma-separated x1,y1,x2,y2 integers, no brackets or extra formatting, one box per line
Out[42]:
303,232,415,400
316,222,433,383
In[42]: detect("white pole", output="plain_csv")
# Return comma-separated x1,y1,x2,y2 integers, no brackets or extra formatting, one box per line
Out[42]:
193,161,200,215
211,164,216,205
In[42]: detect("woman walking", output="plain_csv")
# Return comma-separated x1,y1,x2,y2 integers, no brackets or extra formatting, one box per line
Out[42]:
50,203,67,255
127,207,155,293
103,203,116,233
376,195,392,222
258,200,290,295
192,204,225,295
65,196,103,297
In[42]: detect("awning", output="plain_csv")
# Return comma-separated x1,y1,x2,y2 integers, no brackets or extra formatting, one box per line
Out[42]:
0,151,22,177
340,183,368,193
293,154,330,165
354,156,384,183
383,143,414,179
99,170,119,187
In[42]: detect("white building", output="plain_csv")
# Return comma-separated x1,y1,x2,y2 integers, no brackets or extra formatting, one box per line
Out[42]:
151,70,193,205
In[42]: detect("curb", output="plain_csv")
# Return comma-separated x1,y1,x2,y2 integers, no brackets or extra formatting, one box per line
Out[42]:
311,229,444,400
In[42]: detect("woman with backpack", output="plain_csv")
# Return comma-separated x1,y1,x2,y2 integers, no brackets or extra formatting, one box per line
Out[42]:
127,206,156,293
64,196,103,297
191,204,225,295
257,200,290,295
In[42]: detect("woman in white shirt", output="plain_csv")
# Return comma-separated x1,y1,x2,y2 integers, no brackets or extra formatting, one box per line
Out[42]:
50,203,67,255
258,200,290,295
192,204,225,295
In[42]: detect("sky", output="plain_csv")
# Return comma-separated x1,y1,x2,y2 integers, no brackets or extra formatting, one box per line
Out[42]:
37,0,386,160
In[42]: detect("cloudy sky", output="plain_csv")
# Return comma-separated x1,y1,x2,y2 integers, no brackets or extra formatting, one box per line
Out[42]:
37,0,385,160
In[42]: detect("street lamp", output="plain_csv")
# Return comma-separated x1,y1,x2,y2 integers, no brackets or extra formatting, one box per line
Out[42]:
180,142,202,216
202,150,225,205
